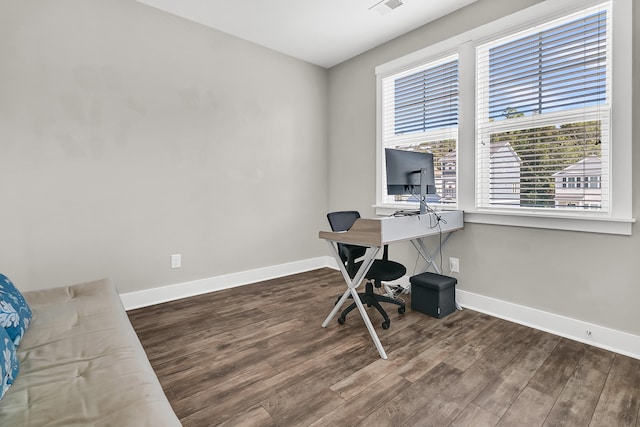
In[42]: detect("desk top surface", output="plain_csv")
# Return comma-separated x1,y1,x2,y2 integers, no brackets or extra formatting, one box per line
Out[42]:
319,210,464,246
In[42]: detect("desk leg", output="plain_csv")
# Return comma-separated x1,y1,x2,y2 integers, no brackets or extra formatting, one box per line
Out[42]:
321,242,376,327
411,232,462,310
322,243,388,360
349,284,388,360
411,231,456,274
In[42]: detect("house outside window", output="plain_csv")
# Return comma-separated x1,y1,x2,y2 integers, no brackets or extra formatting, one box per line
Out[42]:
552,156,602,208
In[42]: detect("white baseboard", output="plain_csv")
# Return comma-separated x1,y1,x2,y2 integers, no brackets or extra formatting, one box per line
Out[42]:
457,289,640,360
120,256,334,310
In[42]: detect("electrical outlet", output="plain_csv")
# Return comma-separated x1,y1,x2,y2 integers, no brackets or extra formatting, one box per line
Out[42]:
449,257,459,273
171,254,181,269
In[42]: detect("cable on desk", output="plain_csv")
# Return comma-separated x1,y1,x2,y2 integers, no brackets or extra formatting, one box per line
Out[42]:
392,191,449,273
389,191,459,274
415,197,448,272
391,210,420,217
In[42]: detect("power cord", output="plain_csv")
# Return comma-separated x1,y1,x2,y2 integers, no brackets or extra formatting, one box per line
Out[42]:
393,189,448,273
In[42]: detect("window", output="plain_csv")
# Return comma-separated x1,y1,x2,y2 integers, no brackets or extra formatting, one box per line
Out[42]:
376,0,633,234
379,55,459,207
586,176,601,188
477,5,610,212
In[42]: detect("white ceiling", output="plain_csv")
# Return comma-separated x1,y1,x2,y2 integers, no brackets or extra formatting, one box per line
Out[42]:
136,0,478,68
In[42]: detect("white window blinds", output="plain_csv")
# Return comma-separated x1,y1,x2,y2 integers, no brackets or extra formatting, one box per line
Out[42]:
380,55,459,205
393,60,459,134
476,3,610,212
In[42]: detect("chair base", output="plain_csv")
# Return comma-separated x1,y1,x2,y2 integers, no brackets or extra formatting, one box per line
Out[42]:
337,281,406,329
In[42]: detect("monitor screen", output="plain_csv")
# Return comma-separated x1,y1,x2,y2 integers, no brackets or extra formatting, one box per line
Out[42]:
385,148,436,195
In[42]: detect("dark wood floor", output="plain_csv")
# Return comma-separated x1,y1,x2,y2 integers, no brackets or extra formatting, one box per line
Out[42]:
128,268,640,427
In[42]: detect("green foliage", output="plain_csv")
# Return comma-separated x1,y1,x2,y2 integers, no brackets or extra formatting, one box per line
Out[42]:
491,115,601,207
402,139,457,173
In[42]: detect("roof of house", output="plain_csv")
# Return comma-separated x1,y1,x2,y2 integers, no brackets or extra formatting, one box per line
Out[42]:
552,155,601,177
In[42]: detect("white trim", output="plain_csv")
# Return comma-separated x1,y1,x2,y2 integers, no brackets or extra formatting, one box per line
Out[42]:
609,0,634,220
464,211,634,235
120,256,335,310
373,206,635,236
457,289,640,360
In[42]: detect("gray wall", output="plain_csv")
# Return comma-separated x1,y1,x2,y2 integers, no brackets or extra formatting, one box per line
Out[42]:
328,0,640,336
0,0,329,294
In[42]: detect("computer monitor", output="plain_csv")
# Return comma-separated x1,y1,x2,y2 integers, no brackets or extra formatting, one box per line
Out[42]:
385,148,436,214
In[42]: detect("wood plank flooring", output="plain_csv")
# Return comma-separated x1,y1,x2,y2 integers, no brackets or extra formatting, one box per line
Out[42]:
127,268,640,427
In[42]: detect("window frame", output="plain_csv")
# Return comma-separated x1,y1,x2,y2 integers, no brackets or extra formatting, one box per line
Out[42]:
375,0,634,235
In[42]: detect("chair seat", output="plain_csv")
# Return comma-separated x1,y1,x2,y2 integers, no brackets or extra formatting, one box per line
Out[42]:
355,259,406,282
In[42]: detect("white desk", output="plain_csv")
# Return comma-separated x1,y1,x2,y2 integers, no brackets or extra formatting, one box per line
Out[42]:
319,210,464,359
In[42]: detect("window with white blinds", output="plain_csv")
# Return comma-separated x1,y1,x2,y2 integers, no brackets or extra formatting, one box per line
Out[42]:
380,55,459,206
476,3,611,212
376,0,631,233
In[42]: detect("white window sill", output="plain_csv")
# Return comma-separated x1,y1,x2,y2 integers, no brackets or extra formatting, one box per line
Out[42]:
465,210,635,236
375,204,635,235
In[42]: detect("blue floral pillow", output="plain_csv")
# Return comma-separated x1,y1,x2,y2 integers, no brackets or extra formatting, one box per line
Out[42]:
0,274,32,346
0,326,19,400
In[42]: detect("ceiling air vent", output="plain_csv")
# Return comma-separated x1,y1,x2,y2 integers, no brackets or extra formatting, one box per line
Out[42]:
370,0,404,15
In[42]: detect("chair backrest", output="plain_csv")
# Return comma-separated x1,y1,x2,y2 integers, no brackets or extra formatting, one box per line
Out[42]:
327,211,365,276
327,211,391,264
326,211,360,232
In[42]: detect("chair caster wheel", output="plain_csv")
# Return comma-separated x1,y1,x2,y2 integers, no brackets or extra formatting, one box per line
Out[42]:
337,316,345,325
398,306,405,314
382,321,390,329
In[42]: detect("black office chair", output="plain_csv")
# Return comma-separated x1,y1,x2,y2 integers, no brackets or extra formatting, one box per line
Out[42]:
327,211,406,329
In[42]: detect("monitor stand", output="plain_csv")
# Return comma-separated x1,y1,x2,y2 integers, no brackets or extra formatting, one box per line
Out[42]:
419,168,429,214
